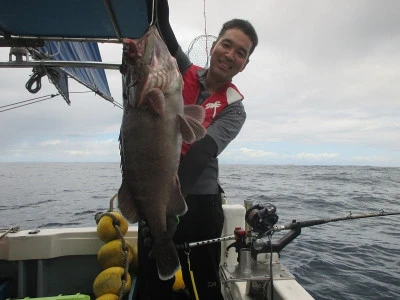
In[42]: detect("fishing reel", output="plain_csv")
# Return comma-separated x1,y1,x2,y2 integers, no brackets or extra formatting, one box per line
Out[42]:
245,203,279,234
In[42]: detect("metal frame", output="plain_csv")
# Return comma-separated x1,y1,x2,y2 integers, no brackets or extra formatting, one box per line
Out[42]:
0,1,124,70
0,60,120,70
0,36,121,44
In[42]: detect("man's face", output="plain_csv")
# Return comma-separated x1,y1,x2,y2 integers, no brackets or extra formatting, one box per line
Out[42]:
208,28,253,83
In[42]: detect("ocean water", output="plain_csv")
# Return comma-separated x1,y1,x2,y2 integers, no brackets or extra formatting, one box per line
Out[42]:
1,163,399,300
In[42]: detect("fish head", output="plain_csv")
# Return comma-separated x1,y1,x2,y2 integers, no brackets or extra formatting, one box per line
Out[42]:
121,26,183,112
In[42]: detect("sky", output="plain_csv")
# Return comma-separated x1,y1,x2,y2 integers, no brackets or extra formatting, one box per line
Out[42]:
0,0,399,166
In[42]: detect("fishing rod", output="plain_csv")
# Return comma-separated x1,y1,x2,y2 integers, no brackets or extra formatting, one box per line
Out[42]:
176,206,400,250
273,210,400,232
177,205,400,300
176,234,236,250
244,206,400,255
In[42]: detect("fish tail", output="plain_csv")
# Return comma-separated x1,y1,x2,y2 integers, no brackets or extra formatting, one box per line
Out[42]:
154,239,181,280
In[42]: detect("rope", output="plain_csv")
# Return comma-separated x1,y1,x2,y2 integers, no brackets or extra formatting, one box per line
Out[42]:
25,67,46,93
25,67,60,94
98,211,130,300
0,226,20,240
28,44,123,109
109,192,118,212
107,194,128,299
186,250,199,300
0,94,60,112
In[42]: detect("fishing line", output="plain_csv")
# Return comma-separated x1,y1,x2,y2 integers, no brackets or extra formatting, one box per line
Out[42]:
68,91,123,109
0,94,60,112
203,0,209,64
0,91,122,112
149,0,157,27
0,95,53,109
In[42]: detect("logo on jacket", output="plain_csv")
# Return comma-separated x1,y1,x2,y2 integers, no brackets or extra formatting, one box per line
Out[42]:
205,101,221,118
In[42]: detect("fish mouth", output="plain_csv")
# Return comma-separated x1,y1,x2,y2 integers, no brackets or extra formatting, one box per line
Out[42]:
122,27,158,107
122,27,156,65
122,26,181,108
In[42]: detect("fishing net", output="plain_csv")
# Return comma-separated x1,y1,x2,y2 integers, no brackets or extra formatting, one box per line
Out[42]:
186,34,217,69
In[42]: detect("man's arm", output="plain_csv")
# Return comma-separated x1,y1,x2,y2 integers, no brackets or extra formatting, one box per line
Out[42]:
206,102,247,156
147,0,192,74
178,134,218,197
147,0,178,55
178,102,246,196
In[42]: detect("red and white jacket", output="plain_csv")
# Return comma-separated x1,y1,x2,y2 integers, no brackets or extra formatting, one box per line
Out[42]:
181,65,244,155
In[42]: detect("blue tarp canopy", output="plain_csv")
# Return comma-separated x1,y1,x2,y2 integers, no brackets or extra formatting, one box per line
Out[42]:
31,41,115,104
0,0,150,105
0,0,148,40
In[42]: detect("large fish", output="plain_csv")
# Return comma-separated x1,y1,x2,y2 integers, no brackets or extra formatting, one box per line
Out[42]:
118,26,206,280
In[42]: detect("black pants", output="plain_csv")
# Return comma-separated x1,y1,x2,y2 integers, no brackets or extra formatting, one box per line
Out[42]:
134,194,224,300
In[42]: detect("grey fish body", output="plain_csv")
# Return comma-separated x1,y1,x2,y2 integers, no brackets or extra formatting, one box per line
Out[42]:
118,26,206,280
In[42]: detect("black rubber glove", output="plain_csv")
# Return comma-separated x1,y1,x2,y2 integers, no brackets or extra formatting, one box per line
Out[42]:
146,0,179,55
178,134,218,197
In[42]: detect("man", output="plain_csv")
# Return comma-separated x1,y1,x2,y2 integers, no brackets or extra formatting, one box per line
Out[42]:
135,1,258,299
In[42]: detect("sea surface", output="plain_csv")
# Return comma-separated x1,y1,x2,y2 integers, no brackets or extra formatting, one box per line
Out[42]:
1,163,399,300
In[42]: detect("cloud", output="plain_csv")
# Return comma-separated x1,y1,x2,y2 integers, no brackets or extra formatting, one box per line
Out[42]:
40,139,64,146
220,147,341,165
238,147,277,158
291,152,339,160
1,0,400,166
353,155,391,164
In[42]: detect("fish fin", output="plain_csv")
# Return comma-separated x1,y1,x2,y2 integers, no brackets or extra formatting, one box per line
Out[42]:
184,104,205,123
118,180,140,223
140,88,165,116
178,114,207,144
185,115,207,141
182,104,207,142
153,238,181,281
167,175,188,216
178,114,195,143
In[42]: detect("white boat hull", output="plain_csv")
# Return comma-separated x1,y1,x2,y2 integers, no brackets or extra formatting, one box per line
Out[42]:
0,204,314,300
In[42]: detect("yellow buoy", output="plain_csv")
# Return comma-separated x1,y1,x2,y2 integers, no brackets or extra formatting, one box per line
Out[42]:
96,294,119,300
93,266,132,298
97,212,129,243
98,239,134,270
173,269,185,291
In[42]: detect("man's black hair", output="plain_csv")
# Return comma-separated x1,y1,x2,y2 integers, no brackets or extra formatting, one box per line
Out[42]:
217,19,258,56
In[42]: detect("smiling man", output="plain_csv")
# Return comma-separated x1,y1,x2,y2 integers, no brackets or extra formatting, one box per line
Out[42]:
206,24,254,92
135,1,258,299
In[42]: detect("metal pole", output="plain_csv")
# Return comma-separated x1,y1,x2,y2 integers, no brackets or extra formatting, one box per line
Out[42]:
0,60,120,70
